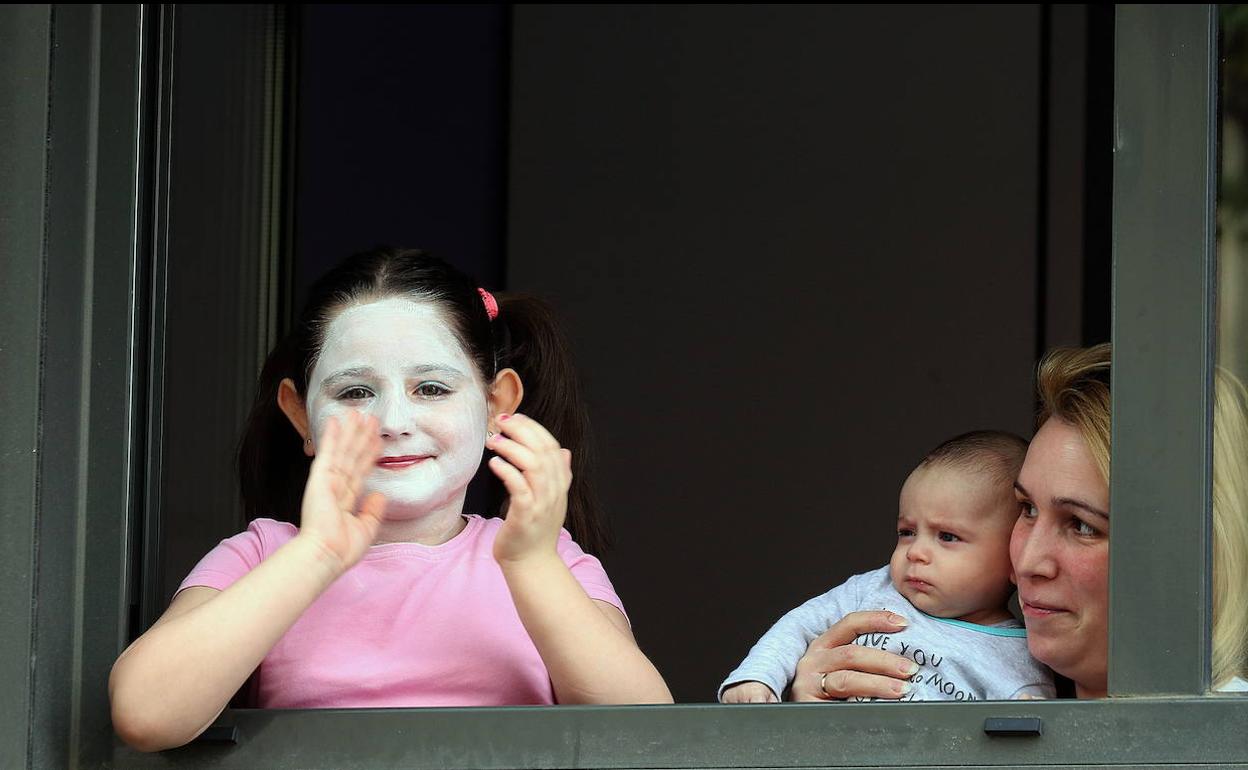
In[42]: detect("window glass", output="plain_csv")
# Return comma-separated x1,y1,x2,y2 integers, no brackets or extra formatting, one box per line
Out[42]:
146,5,1116,715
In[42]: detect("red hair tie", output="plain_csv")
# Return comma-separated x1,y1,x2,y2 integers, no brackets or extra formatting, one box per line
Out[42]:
477,287,499,320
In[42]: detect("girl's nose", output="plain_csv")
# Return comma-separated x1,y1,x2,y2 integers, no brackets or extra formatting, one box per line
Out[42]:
376,395,415,439
906,541,931,564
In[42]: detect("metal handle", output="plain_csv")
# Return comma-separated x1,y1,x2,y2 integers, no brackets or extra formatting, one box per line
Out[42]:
983,717,1043,737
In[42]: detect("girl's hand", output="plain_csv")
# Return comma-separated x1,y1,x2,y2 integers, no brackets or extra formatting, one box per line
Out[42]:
487,413,572,565
721,682,780,703
790,611,916,701
295,411,387,573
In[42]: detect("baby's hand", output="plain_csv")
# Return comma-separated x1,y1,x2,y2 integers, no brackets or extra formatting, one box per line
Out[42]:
721,682,779,704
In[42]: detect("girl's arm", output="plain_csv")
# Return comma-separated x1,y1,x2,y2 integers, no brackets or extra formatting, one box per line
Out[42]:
109,413,385,751
488,413,673,704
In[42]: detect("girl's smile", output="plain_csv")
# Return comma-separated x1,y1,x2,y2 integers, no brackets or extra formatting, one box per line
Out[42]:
376,455,432,469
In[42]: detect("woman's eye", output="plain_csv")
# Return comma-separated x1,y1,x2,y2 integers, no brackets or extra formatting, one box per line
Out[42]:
938,531,961,543
1018,502,1038,519
1072,518,1099,537
415,382,451,398
337,387,373,401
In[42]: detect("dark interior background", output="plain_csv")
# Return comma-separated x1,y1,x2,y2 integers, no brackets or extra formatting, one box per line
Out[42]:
153,4,1113,704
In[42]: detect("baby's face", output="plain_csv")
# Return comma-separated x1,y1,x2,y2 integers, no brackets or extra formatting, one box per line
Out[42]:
888,465,1017,625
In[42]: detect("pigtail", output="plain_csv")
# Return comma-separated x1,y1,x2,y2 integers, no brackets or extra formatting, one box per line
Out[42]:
492,294,609,556
237,334,312,525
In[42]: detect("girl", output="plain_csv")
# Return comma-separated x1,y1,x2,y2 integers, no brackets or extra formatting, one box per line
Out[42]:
109,248,672,752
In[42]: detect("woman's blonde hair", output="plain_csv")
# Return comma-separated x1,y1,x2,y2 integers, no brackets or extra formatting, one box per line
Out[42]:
1036,344,1112,483
1213,368,1248,688
1035,343,1248,688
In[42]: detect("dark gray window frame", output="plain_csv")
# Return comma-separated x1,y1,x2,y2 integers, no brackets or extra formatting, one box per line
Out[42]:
4,3,1246,768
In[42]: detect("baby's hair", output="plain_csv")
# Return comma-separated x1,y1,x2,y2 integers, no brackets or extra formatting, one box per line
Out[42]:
916,430,1029,490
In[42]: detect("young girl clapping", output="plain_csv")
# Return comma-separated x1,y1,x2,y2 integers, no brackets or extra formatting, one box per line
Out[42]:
110,248,671,752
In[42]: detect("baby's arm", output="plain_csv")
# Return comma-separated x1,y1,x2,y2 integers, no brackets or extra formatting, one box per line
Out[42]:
487,413,672,704
719,591,843,702
109,413,385,751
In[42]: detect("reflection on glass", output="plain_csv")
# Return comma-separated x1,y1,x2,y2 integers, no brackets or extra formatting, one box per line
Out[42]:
1214,5,1248,694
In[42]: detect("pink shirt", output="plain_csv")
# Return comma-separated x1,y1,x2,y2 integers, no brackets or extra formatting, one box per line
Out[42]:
177,515,625,708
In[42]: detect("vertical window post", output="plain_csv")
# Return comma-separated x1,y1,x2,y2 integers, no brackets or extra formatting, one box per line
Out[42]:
1110,3,1217,695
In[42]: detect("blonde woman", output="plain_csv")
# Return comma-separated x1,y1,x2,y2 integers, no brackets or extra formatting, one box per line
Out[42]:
787,344,1248,699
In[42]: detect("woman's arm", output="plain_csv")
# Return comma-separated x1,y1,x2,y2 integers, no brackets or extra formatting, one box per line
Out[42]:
488,413,673,704
109,413,386,751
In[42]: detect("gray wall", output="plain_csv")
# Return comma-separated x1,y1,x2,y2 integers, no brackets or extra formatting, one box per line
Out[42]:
507,4,1060,701
153,5,286,620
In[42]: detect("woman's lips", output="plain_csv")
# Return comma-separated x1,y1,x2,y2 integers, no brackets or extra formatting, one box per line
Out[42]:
1020,598,1067,617
376,455,429,470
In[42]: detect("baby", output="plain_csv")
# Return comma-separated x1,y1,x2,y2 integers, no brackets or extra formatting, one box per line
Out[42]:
720,430,1054,702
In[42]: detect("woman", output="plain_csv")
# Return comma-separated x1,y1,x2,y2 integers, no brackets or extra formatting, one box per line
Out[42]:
789,344,1248,699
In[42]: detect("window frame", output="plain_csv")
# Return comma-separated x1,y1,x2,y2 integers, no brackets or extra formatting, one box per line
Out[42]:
3,3,1244,768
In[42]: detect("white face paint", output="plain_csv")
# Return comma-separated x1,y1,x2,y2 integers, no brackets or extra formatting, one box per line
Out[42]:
305,297,489,518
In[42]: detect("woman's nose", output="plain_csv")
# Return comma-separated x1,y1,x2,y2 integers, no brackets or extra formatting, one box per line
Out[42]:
1014,523,1058,579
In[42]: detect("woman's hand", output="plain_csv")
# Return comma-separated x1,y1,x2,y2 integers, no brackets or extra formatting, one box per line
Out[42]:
487,413,572,565
721,681,780,703
790,611,917,701
295,411,387,573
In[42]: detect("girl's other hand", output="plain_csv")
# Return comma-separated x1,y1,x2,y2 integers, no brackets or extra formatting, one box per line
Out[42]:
295,411,387,573
790,610,916,701
721,682,780,703
486,413,572,565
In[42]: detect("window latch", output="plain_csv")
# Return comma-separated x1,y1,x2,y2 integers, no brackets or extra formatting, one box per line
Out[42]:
983,717,1043,737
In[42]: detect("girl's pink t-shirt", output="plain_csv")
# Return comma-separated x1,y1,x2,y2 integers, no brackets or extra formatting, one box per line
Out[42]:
177,514,626,708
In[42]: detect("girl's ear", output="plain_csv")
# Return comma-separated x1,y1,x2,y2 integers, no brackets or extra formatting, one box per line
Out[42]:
277,378,314,457
488,368,524,430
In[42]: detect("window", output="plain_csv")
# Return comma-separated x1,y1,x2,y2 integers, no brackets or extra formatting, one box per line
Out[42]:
5,4,1247,769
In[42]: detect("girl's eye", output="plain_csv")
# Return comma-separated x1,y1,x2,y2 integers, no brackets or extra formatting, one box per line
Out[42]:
337,386,373,401
897,528,915,538
415,382,451,398
938,531,961,543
